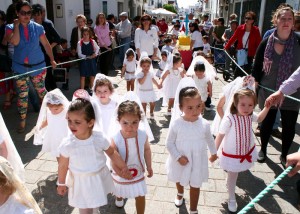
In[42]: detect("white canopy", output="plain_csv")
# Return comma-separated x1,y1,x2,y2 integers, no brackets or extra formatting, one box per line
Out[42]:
149,8,176,16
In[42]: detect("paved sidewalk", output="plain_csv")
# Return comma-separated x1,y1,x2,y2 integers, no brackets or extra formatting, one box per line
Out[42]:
1,65,300,214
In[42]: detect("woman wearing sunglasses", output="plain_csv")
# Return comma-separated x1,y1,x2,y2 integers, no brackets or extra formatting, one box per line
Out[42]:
134,14,159,60
5,0,57,133
224,11,261,78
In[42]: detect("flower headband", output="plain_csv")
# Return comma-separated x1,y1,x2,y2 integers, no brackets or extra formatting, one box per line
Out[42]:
241,75,255,92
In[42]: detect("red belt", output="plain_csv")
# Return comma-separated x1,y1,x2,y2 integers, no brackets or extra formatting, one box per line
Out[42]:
222,145,255,163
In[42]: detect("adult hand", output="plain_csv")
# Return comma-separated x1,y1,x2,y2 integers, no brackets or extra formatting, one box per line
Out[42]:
265,91,284,108
13,19,20,26
286,152,300,177
51,60,57,69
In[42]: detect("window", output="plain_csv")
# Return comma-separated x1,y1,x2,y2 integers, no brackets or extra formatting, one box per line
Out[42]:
83,0,90,18
103,1,107,16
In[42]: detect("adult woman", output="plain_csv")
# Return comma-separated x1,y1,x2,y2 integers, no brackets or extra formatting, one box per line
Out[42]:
134,14,159,60
6,1,56,132
189,22,203,52
225,11,261,77
212,17,226,47
252,7,300,165
94,13,112,75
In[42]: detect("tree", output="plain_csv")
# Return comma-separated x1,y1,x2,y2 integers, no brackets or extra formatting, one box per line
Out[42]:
163,4,177,14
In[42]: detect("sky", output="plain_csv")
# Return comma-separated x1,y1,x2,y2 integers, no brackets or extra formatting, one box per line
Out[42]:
177,0,199,9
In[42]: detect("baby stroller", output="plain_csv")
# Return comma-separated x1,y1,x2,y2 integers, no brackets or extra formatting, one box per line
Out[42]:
213,42,226,78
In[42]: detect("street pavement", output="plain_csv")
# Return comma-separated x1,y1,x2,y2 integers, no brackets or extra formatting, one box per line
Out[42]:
1,60,300,214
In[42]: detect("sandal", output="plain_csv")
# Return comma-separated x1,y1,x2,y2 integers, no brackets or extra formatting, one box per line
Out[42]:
17,119,26,133
3,101,11,110
174,192,184,207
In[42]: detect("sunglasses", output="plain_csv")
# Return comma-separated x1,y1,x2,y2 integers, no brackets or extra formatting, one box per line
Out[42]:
19,10,32,16
245,17,253,20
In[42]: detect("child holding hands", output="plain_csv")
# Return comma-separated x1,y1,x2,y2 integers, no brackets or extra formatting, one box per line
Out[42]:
166,78,217,214
215,88,270,212
57,98,132,214
111,100,153,213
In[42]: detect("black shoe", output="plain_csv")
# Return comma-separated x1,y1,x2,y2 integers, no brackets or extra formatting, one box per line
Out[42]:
280,155,287,169
271,129,282,139
257,150,266,163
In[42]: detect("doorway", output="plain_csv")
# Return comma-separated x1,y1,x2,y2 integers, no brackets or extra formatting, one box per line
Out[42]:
46,0,54,24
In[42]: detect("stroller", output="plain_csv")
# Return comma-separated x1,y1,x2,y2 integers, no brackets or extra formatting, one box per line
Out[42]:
213,42,226,79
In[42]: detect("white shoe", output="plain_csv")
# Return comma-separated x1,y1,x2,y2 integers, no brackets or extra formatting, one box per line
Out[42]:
115,199,124,208
174,193,184,207
165,111,172,116
228,199,237,212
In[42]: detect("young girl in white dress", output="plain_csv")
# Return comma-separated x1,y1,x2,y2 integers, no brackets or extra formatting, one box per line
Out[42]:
111,100,153,213
166,78,217,214
121,48,137,91
215,88,270,212
0,156,41,214
33,89,69,162
161,54,185,115
0,112,24,181
156,50,168,79
136,56,161,119
92,74,118,137
57,98,132,214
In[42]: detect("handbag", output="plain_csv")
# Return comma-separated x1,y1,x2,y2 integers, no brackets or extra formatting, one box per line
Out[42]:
52,67,67,83
236,34,249,66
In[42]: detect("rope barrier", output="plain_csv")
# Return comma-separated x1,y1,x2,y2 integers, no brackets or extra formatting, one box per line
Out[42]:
237,165,294,214
0,41,132,83
210,46,300,104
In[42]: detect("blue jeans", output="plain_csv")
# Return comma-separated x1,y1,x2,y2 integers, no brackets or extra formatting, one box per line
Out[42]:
119,37,131,63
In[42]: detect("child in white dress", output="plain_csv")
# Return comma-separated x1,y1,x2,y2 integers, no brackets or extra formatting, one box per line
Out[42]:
156,50,168,79
111,100,153,213
166,79,217,214
161,54,185,115
92,74,118,137
0,156,41,214
136,56,161,119
121,48,137,91
57,98,132,214
215,88,270,212
33,89,69,162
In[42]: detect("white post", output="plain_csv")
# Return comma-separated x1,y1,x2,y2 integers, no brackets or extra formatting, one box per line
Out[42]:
258,0,267,33
239,0,244,25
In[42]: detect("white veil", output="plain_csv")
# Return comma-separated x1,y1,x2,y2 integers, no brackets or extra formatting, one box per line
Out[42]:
0,112,25,181
187,56,216,82
72,89,103,132
109,91,154,142
32,89,70,145
170,77,197,125
0,157,42,214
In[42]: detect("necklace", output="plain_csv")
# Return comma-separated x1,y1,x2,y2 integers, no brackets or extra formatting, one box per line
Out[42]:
274,35,288,45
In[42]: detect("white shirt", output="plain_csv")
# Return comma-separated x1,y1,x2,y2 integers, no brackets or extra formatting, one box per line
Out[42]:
203,43,211,55
191,31,203,48
116,19,132,38
123,59,136,72
135,27,159,56
242,32,250,49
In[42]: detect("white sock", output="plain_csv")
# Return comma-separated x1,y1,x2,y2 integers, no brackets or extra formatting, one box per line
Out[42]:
227,171,239,201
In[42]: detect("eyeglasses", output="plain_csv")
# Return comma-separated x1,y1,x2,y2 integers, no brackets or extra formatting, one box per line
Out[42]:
19,10,32,16
245,17,253,20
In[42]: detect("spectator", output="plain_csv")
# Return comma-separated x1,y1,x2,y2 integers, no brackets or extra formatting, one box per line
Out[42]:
202,14,213,34
115,12,132,65
228,13,238,26
252,7,300,166
189,22,203,52
94,13,112,75
134,14,159,60
157,18,168,34
6,1,57,132
212,17,227,48
87,18,93,28
225,11,261,78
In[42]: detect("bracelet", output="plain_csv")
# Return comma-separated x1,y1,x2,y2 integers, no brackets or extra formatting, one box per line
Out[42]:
56,181,66,186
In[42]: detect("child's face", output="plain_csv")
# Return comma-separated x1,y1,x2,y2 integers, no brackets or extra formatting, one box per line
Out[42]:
48,104,64,115
82,31,90,40
202,39,208,44
67,111,94,140
127,55,134,62
180,96,202,122
173,60,182,69
206,57,213,64
236,96,255,116
61,42,68,49
141,62,151,72
195,70,205,79
95,85,112,104
119,113,140,138
161,55,167,62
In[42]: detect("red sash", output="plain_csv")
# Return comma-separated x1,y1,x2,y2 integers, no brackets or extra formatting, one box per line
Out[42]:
222,145,255,163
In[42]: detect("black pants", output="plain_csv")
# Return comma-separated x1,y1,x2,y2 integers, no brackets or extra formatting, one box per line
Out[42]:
260,108,298,158
98,46,112,75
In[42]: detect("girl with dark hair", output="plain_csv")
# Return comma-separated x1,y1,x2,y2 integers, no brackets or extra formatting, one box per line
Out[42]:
189,22,203,52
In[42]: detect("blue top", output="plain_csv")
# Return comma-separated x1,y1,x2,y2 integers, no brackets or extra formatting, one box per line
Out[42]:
6,21,46,76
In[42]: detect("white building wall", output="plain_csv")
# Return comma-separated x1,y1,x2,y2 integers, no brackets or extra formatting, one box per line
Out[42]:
90,0,102,21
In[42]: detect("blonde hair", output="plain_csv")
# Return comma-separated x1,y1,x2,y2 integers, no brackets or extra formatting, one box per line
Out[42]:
230,89,257,114
0,171,16,196
75,14,87,23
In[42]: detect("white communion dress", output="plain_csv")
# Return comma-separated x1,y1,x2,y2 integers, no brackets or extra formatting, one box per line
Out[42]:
163,68,182,99
218,113,258,172
166,116,217,187
112,130,147,198
0,195,34,214
59,131,114,208
136,71,157,103
192,74,209,102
